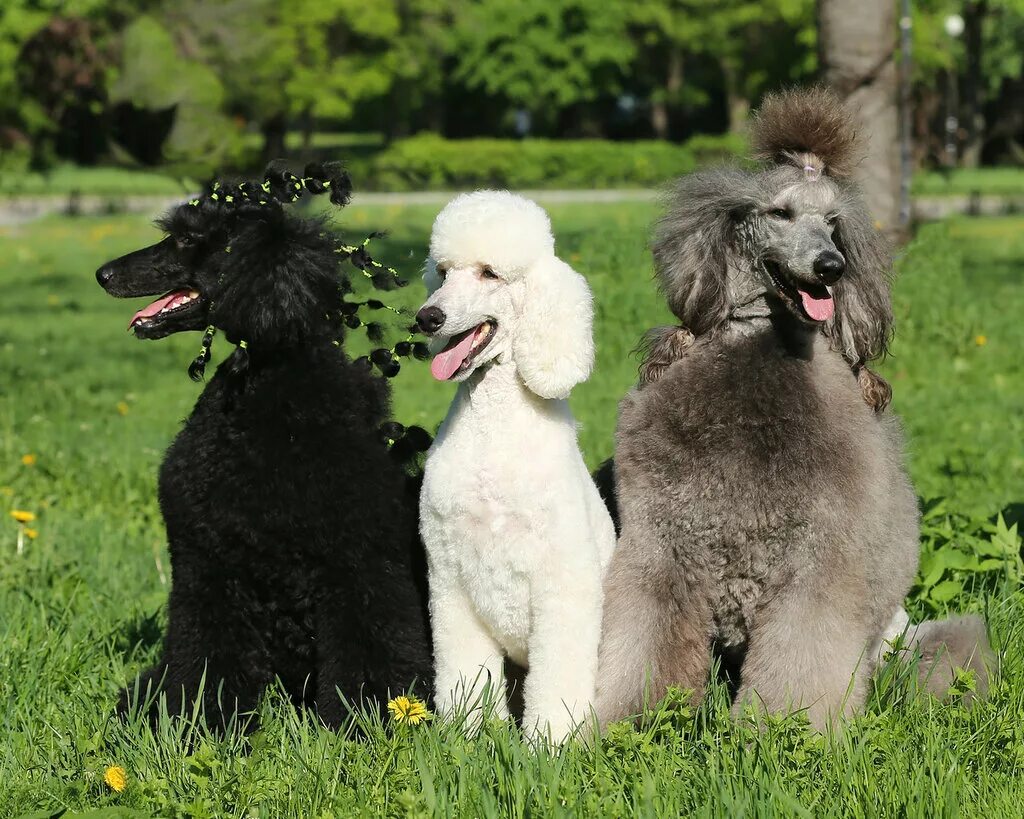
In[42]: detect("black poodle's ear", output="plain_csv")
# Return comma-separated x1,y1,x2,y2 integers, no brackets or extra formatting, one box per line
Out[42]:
653,168,758,335
826,194,893,364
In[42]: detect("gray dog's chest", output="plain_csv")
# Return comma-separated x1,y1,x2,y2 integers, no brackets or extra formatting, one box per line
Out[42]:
684,526,800,647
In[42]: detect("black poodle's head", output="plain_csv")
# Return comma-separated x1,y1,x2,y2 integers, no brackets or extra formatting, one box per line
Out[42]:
97,164,355,349
98,198,342,348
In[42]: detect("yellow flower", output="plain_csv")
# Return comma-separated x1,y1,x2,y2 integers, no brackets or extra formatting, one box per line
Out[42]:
387,695,431,726
21,454,36,466
104,765,128,793
975,334,987,346
24,528,37,539
116,401,130,416
10,510,35,524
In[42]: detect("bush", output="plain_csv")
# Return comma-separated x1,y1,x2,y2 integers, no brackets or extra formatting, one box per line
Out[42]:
360,133,745,191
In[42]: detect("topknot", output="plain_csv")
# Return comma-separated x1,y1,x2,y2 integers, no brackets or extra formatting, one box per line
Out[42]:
750,86,864,180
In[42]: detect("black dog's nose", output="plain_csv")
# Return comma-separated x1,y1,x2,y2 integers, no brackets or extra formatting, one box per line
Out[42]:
416,305,446,334
96,265,115,287
813,251,845,285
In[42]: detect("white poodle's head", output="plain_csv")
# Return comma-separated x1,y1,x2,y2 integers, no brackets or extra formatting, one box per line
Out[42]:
417,190,594,400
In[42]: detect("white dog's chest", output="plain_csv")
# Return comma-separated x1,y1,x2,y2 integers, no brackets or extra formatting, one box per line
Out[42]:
422,447,537,659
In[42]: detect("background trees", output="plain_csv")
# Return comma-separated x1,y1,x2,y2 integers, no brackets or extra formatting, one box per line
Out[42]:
1,0,1021,179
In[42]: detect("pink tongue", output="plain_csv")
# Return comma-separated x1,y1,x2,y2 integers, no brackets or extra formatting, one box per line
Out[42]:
430,327,481,381
799,288,834,322
128,290,191,329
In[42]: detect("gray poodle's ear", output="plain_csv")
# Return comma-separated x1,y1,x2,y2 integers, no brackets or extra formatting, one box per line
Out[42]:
826,195,893,364
653,168,758,334
513,256,595,399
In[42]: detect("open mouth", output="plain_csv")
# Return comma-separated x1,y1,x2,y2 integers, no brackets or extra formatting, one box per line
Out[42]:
764,260,834,323
128,289,204,333
429,321,497,381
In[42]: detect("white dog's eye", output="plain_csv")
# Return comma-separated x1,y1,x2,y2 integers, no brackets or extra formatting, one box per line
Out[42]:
435,264,448,280
480,266,500,281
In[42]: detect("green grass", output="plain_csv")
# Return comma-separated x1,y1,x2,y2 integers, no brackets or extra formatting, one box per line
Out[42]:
0,164,197,198
912,167,1024,198
0,205,1022,817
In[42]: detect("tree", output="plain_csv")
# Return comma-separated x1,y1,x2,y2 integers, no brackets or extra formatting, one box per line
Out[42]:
624,0,815,139
160,0,403,160
818,0,901,234
450,0,634,136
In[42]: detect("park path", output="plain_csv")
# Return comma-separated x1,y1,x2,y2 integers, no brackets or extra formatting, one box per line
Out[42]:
1,189,1020,226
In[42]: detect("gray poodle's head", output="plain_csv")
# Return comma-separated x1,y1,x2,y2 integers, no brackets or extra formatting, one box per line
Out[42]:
653,87,893,364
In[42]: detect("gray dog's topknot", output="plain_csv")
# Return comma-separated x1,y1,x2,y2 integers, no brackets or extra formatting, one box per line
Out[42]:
751,86,864,180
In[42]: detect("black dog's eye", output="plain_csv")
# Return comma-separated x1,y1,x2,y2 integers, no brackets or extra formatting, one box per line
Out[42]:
176,234,197,249
481,266,500,281
768,207,793,220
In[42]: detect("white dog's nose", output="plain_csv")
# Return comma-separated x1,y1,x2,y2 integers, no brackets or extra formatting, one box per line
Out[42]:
416,305,446,334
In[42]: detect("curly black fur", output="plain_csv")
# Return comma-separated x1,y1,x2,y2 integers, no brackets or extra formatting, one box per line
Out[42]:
96,166,432,730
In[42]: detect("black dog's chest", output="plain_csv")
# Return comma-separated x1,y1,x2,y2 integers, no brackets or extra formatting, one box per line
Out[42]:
157,376,313,568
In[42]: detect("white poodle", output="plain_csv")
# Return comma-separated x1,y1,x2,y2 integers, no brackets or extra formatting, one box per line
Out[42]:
416,190,616,742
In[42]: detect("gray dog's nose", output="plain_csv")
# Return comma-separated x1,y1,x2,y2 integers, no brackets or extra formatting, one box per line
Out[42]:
813,251,845,285
416,305,446,334
96,265,114,287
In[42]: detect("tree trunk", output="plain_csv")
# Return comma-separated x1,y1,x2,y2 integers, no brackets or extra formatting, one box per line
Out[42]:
818,0,901,236
651,46,683,140
722,60,750,134
260,112,287,164
960,0,988,167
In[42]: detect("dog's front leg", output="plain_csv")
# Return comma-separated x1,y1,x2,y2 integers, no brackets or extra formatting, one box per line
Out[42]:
430,573,509,730
521,558,604,744
733,583,878,730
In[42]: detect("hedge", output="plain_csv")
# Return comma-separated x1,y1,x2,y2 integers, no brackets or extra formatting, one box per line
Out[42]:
359,133,746,191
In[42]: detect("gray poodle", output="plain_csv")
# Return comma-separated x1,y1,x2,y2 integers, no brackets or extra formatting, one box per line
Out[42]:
596,87,992,729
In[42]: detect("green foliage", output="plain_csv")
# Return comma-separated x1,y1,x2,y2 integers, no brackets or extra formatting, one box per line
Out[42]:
108,16,246,177
910,501,1023,617
364,133,745,190
451,0,634,119
0,208,1021,815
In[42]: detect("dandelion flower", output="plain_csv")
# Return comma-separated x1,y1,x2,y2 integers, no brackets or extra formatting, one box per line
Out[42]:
24,528,37,540
104,765,128,793
116,401,130,416
10,510,35,524
975,335,987,346
21,454,36,467
388,695,431,726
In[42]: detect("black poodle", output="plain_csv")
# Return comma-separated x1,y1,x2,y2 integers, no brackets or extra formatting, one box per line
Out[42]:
96,163,433,729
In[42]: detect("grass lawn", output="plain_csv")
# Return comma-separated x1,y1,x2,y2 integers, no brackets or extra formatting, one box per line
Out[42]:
0,203,1022,817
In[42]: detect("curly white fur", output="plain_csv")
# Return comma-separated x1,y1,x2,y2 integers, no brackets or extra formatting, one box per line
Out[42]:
419,191,616,742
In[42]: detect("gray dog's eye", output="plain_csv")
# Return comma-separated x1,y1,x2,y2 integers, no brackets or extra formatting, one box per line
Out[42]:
767,208,793,221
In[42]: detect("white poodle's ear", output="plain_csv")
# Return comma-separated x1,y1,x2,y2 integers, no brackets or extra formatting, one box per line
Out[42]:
513,256,595,399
